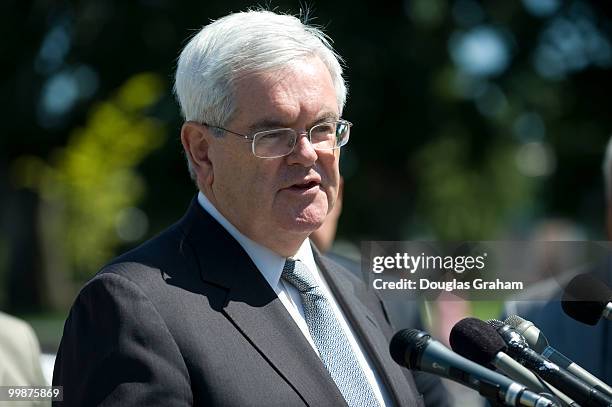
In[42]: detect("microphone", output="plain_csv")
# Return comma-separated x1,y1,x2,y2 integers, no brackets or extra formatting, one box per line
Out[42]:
389,328,559,407
450,317,577,407
505,314,612,397
487,319,612,407
561,273,612,326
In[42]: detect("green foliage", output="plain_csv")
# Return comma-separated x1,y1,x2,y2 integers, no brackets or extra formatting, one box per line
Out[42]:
470,301,504,322
12,73,166,279
416,136,533,240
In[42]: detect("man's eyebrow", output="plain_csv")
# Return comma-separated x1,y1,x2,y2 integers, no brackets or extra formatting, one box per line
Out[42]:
248,119,289,133
248,112,340,133
310,112,340,126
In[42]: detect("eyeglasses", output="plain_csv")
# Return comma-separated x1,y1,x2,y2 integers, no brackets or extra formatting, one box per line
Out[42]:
203,119,352,159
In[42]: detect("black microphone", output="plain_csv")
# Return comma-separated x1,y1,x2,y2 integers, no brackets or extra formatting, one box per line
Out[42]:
505,314,612,397
487,319,612,407
561,273,612,326
450,318,577,407
389,328,559,407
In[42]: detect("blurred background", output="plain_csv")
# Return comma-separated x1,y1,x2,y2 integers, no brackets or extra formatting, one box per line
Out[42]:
2,0,612,387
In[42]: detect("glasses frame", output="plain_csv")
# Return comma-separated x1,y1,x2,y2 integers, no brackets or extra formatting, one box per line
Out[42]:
203,119,352,159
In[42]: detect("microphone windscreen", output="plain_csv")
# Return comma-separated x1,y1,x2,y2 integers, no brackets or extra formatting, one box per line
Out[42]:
562,273,612,325
389,329,429,368
504,314,527,330
486,319,505,330
449,318,507,367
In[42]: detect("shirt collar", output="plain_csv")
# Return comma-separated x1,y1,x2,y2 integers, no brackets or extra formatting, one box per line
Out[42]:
197,191,317,290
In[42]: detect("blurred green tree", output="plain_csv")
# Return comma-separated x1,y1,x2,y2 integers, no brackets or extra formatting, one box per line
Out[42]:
10,73,166,309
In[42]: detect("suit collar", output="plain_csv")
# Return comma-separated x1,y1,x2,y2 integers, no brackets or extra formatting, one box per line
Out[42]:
196,191,285,290
179,197,254,293
182,195,318,295
197,188,320,291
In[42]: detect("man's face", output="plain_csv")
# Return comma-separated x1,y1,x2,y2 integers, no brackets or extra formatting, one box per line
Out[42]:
205,56,341,254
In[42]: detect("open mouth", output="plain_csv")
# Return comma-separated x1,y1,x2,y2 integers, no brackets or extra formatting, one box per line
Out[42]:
288,180,320,191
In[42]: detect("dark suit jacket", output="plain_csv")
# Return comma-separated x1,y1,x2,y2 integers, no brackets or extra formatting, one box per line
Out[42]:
53,198,428,406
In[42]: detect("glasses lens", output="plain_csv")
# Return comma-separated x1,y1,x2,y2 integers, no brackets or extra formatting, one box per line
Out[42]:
311,121,350,150
251,121,351,158
253,129,296,158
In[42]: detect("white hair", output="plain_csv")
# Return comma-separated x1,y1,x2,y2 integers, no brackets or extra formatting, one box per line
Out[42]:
603,135,612,202
174,10,348,179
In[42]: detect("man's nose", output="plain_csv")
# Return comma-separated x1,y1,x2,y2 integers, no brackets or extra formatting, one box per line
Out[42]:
287,132,318,166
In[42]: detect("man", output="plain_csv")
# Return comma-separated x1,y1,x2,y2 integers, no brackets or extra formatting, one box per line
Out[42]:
0,312,48,407
53,10,444,406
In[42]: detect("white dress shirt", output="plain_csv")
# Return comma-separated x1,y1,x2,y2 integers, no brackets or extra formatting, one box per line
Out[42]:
197,192,393,406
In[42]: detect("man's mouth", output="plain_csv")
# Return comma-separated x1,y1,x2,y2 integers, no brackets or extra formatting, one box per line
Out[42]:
294,180,319,189
286,179,321,191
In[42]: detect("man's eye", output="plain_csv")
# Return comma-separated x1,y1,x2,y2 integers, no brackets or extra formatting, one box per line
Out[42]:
260,132,285,139
256,131,291,145
312,124,335,136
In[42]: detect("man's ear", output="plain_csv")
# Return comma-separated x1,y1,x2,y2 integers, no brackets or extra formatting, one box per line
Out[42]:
181,122,214,187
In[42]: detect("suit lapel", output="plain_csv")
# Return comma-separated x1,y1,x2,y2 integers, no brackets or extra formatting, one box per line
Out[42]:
222,291,347,407
179,199,347,407
315,250,421,407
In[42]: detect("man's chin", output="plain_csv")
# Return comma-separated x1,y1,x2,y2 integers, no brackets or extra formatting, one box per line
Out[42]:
273,196,328,230
277,209,327,235
280,219,324,235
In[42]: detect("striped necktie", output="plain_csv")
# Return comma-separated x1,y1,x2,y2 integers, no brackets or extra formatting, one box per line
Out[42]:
282,258,382,407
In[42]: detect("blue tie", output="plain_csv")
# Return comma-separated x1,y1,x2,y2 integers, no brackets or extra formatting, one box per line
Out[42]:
282,258,382,407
